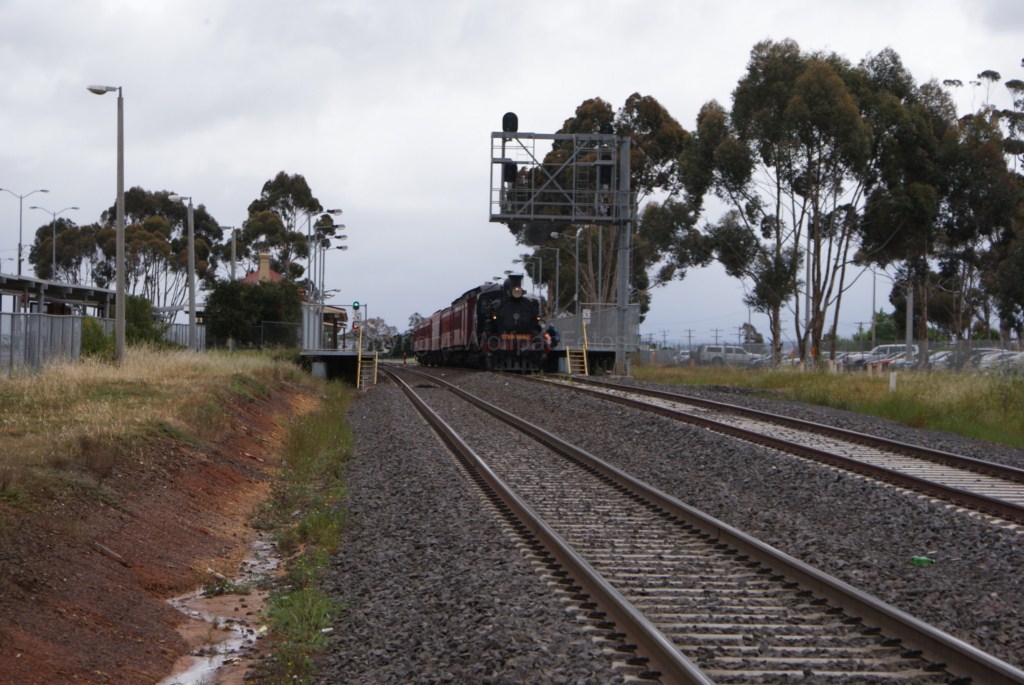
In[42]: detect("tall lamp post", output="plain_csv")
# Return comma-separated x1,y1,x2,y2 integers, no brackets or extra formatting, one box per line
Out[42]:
29,205,79,280
0,187,49,278
320,234,346,305
540,240,560,316
87,84,125,362
168,194,197,352
513,256,542,296
574,226,586,315
307,208,343,303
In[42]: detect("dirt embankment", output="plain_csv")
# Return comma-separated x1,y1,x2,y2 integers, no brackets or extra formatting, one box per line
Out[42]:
0,384,317,685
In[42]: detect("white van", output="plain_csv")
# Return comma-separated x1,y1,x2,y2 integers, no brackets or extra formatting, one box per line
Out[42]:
695,344,754,366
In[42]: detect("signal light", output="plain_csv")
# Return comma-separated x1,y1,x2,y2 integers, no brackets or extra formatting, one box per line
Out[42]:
502,112,518,133
353,301,360,310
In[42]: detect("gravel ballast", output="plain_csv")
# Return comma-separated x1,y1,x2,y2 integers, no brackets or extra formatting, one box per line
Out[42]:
455,372,1024,670
315,382,626,684
316,370,1024,681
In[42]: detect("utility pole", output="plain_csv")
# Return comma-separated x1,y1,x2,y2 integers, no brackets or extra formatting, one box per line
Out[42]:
711,328,722,344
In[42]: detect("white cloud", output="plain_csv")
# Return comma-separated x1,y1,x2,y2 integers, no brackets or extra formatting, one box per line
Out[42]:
0,0,1020,343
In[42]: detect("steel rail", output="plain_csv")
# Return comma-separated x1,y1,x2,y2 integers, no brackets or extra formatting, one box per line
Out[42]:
382,367,712,684
402,367,1024,685
536,376,1024,525
572,376,1024,484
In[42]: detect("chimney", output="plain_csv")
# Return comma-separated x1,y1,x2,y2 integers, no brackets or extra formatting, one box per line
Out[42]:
258,253,271,282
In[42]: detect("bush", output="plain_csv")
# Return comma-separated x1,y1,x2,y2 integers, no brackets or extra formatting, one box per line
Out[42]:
123,295,173,347
81,317,115,360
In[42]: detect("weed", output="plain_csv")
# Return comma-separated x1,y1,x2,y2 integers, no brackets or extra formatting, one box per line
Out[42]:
0,349,315,501
0,482,31,509
633,365,1024,448
268,586,341,646
255,380,354,683
287,548,330,588
203,575,252,597
229,373,271,402
141,420,199,446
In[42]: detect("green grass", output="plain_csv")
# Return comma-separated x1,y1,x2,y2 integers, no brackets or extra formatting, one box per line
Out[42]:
633,365,1024,448
256,380,354,685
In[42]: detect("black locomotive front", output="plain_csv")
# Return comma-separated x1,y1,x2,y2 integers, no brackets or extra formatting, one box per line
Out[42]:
478,274,546,371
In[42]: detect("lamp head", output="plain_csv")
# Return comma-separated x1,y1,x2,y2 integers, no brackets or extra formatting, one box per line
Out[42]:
87,85,118,95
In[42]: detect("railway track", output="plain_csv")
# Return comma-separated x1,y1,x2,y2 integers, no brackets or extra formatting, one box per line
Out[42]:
383,366,1024,685
535,375,1024,529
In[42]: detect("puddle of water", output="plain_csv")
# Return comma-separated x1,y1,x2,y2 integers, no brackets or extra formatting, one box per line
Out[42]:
158,537,279,685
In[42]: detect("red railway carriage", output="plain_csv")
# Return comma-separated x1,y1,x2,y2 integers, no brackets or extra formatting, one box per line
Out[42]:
413,274,553,371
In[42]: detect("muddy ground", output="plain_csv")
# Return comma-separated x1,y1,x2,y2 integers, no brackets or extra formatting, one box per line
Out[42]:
0,384,316,685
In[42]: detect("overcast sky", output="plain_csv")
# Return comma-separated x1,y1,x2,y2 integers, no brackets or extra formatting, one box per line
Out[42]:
1,0,1021,345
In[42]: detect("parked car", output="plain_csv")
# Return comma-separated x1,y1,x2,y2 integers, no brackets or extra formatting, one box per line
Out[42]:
694,344,755,366
1001,352,1024,373
672,350,692,365
978,350,1021,371
926,350,954,369
843,344,917,370
967,347,1006,369
888,352,920,370
866,350,913,372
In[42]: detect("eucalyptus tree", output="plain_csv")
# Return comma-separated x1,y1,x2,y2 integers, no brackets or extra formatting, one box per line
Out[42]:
856,63,952,359
677,39,873,363
28,217,84,282
944,108,1024,340
95,188,221,318
244,171,323,280
507,94,688,318
29,188,222,320
1003,75,1024,167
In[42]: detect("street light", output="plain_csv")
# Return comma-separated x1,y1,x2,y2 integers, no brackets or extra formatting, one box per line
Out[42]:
29,205,79,280
168,194,197,352
513,255,542,296
307,208,343,303
574,227,585,315
320,240,348,307
87,84,125,362
0,187,49,279
539,239,561,315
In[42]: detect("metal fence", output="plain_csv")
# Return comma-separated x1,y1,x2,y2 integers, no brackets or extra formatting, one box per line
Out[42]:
635,338,1024,372
550,306,641,351
1,312,83,376
1,313,205,376
162,322,207,350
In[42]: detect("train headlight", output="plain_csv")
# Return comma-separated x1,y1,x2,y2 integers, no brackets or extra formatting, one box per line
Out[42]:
511,286,524,298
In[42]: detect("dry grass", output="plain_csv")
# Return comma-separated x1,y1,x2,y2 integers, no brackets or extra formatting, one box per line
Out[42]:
633,364,1024,448
0,348,309,497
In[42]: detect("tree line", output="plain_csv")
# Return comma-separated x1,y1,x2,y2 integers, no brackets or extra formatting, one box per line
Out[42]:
24,171,356,347
507,39,1024,363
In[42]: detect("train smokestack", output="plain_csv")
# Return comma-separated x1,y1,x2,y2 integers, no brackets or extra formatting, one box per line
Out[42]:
503,273,525,299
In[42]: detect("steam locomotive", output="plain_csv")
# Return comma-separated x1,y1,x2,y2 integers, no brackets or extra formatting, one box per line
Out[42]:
413,274,556,372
